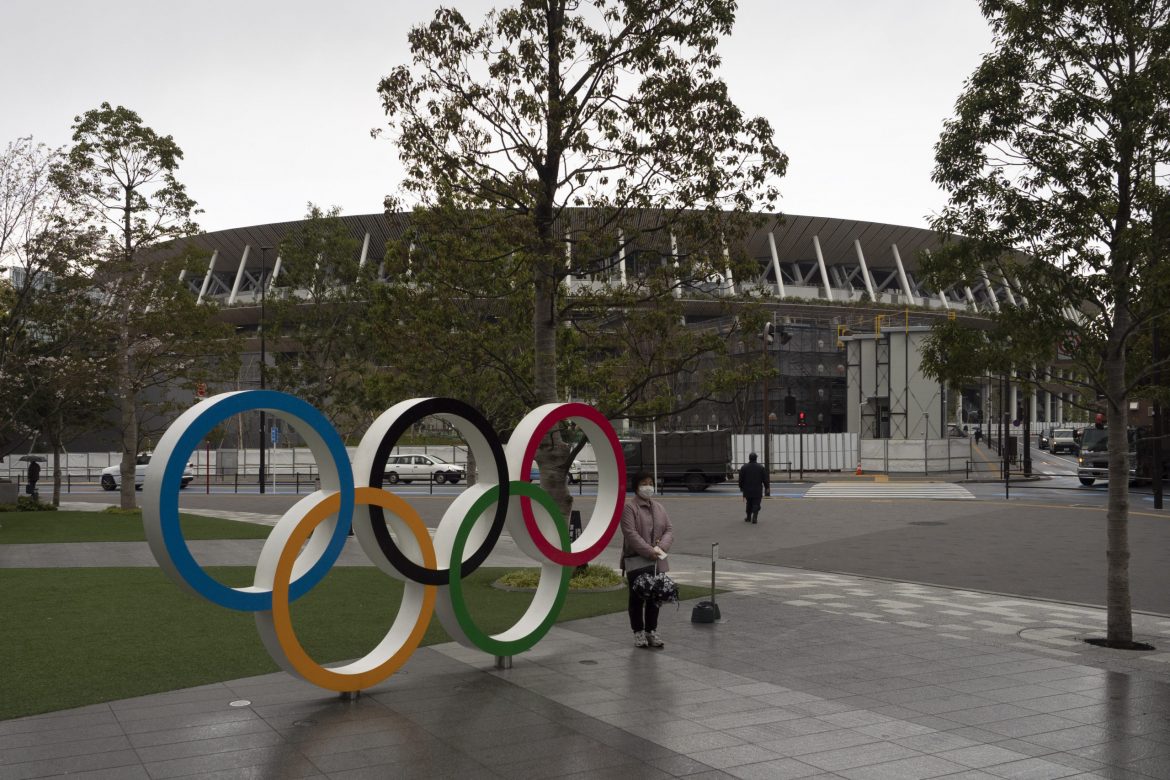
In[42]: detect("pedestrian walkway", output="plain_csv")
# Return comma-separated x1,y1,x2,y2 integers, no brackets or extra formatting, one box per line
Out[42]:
8,530,1170,778
804,483,976,500
7,500,1170,776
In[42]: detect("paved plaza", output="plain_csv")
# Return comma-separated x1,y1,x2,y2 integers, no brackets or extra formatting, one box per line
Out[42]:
6,508,1170,779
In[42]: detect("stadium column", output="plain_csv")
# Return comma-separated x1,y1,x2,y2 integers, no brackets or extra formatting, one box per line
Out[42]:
228,245,251,305
722,241,736,295
811,235,834,302
980,266,1001,313
767,231,786,298
670,232,682,299
852,240,876,301
357,232,371,269
617,229,627,286
891,244,914,304
196,249,219,305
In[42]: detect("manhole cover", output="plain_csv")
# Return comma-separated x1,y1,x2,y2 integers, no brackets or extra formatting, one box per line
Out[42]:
228,700,251,708
909,521,946,526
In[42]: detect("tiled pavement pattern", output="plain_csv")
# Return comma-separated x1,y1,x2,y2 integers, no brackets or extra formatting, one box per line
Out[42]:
803,484,976,500
7,506,1170,778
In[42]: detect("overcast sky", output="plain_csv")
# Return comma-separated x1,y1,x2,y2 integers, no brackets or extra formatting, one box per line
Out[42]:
1,1,992,234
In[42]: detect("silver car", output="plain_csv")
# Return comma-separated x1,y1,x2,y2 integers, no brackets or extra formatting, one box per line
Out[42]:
382,454,465,484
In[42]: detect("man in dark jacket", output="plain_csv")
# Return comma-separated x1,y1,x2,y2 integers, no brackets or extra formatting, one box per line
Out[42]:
738,452,769,524
26,460,40,496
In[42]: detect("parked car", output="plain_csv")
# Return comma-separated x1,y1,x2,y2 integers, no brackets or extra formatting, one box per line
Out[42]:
946,423,967,438
382,454,465,484
1049,428,1080,455
101,453,195,491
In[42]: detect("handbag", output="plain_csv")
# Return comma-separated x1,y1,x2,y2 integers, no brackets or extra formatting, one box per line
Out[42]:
623,554,658,575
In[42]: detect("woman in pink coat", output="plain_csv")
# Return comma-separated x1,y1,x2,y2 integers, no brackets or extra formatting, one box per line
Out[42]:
620,471,674,648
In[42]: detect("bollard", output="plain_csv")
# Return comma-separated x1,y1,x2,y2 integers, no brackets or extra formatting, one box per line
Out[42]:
494,655,512,670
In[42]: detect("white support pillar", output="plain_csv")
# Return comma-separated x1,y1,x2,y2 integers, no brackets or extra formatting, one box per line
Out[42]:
852,240,876,301
811,235,834,301
617,230,628,286
228,245,251,305
890,243,914,303
1013,276,1028,305
722,242,736,296
1002,272,1018,306
357,232,371,269
980,266,1001,312
268,255,282,292
964,285,978,310
766,231,785,298
197,250,219,305
670,232,682,298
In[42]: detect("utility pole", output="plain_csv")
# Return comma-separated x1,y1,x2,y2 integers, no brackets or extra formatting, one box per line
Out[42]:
259,246,271,494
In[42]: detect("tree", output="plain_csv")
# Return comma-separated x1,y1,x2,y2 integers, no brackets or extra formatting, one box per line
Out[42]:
267,205,381,442
57,104,237,509
376,1,786,511
921,0,1170,646
0,137,101,457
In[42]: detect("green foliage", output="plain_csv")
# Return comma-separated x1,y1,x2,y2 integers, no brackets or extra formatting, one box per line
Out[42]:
0,496,57,513
373,1,787,509
53,104,239,507
924,0,1170,644
497,563,623,589
922,1,1170,405
267,205,379,441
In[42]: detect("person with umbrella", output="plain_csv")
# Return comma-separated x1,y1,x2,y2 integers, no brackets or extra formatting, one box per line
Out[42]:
22,456,43,497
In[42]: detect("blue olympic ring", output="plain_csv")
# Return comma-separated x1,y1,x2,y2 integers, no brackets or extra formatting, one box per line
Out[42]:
146,390,354,611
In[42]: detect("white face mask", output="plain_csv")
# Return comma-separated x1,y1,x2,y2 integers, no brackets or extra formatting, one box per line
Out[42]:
637,485,655,500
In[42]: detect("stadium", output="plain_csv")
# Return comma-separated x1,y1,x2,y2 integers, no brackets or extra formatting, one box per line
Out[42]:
165,210,1084,447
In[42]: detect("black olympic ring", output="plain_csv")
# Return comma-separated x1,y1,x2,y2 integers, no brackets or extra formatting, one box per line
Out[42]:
365,398,510,586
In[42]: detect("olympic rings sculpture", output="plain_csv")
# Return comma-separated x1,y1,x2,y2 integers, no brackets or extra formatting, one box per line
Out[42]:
143,390,626,692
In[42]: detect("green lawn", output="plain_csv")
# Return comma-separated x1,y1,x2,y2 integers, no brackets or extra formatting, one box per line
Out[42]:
0,566,712,720
0,510,271,543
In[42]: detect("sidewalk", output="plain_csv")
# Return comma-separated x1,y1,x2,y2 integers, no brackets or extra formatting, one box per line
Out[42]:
6,531,1170,777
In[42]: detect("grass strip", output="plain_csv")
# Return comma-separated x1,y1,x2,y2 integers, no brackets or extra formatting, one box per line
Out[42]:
0,510,271,543
0,566,710,720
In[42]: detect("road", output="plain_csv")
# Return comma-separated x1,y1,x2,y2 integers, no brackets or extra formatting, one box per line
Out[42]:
53,439,1169,613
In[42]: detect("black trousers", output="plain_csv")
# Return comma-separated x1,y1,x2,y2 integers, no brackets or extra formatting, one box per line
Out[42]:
627,570,659,632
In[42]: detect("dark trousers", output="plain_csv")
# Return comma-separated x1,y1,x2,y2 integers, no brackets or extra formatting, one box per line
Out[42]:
744,495,761,522
627,570,659,632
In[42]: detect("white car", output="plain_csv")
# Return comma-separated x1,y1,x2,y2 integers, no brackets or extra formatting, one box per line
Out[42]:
101,453,195,491
382,454,465,484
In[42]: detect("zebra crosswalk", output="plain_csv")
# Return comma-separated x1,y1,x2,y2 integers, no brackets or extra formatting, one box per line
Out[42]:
803,482,975,500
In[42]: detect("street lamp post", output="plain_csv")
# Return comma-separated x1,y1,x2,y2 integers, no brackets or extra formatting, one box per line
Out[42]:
259,246,271,494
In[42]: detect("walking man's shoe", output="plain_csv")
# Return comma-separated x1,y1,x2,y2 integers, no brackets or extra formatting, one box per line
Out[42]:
634,630,648,648
646,630,664,648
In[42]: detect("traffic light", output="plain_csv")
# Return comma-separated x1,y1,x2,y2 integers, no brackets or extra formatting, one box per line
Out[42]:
784,395,796,416
798,411,807,427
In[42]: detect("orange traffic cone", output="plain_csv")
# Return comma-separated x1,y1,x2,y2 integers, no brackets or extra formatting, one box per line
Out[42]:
856,462,863,476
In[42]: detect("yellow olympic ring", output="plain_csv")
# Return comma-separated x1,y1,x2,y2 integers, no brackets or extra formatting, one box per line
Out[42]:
254,487,437,691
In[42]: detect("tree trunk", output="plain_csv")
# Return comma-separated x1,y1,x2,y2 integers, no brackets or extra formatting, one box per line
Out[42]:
118,328,137,511
1104,349,1133,645
50,412,62,507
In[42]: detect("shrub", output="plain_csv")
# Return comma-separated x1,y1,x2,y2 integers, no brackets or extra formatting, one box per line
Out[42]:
496,564,623,590
0,496,58,512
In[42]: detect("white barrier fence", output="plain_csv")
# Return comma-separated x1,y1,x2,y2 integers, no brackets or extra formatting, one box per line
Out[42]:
733,433,971,475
